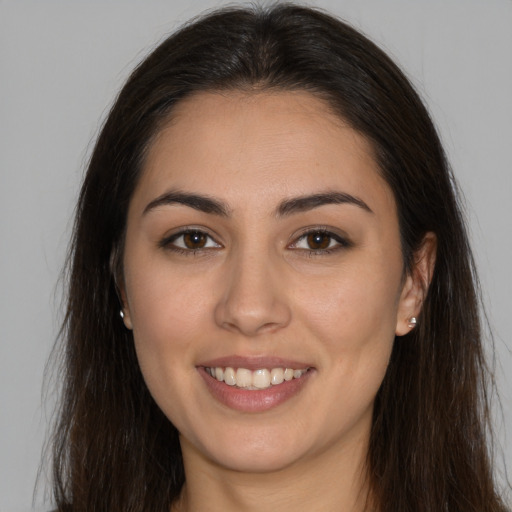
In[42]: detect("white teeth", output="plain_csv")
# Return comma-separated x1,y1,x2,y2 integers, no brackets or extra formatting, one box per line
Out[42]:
235,368,252,388
253,369,270,389
224,367,236,386
206,366,308,390
270,368,284,385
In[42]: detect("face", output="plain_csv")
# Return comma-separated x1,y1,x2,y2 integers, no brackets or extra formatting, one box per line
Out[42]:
121,91,421,474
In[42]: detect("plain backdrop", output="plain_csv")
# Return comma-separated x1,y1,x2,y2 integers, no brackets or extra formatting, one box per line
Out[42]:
1,1,511,510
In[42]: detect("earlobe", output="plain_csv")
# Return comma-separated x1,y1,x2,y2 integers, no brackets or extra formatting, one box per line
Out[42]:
118,285,133,330
120,307,133,330
110,246,133,330
395,232,437,336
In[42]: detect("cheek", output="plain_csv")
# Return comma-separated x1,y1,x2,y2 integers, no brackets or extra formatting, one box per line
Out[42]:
291,254,401,389
128,259,213,337
124,261,216,388
294,267,401,345
127,276,215,427
293,271,398,428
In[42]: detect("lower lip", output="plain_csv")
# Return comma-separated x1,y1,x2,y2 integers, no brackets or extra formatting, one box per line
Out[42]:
198,367,313,413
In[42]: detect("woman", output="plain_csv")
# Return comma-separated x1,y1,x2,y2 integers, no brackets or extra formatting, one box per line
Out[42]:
50,4,509,511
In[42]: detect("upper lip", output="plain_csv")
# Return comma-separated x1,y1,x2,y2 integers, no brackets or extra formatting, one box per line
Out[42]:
198,355,313,371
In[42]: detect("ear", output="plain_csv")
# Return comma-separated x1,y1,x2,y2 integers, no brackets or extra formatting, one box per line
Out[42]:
118,285,133,330
110,246,133,330
395,232,437,336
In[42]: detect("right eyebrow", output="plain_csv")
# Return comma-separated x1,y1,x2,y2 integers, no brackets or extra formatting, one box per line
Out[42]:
142,190,230,217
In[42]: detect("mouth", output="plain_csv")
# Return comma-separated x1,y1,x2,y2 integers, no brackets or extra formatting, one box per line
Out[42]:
204,366,310,390
198,358,314,412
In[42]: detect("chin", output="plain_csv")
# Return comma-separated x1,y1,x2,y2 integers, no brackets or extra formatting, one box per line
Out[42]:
211,446,305,474
186,425,313,474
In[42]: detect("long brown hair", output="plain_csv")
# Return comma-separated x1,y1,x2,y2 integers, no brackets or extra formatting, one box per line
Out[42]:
50,4,509,511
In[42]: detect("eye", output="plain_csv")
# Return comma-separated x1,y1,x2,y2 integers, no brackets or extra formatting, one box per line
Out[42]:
290,229,350,254
161,229,222,252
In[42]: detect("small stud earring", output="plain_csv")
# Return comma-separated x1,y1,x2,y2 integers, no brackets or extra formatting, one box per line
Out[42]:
120,310,125,319
408,316,417,329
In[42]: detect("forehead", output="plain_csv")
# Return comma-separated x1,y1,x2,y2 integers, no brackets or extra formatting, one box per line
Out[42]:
132,90,395,217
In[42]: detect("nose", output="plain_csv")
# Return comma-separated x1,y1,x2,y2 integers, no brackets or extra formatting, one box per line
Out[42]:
214,249,291,337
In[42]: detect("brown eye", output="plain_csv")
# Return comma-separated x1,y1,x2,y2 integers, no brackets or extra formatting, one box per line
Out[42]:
162,229,221,252
183,231,207,249
290,229,350,254
306,232,331,250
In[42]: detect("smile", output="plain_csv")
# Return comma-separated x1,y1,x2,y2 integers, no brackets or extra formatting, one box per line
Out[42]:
205,367,309,390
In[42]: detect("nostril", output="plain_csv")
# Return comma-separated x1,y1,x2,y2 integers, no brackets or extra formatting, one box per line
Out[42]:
213,256,292,336
214,296,291,336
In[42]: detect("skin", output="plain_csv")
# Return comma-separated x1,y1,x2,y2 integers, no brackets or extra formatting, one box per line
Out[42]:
120,91,435,512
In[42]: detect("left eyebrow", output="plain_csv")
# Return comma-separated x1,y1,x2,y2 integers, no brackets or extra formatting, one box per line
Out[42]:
276,191,373,217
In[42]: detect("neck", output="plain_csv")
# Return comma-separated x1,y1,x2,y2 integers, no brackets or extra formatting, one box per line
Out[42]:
173,432,371,512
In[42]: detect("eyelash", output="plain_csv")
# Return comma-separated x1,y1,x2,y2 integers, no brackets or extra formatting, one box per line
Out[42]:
159,228,222,256
159,227,351,256
290,228,351,256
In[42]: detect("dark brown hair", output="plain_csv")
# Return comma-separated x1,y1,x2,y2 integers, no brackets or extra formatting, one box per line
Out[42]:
51,4,509,511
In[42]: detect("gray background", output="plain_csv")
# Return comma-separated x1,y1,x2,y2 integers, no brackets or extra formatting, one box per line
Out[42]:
1,1,511,510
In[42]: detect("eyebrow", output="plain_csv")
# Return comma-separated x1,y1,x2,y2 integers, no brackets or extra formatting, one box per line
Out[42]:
276,192,373,216
143,189,373,217
143,190,230,216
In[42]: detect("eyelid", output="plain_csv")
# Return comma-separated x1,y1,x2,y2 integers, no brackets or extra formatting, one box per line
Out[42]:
158,225,351,255
288,226,352,252
159,226,223,251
